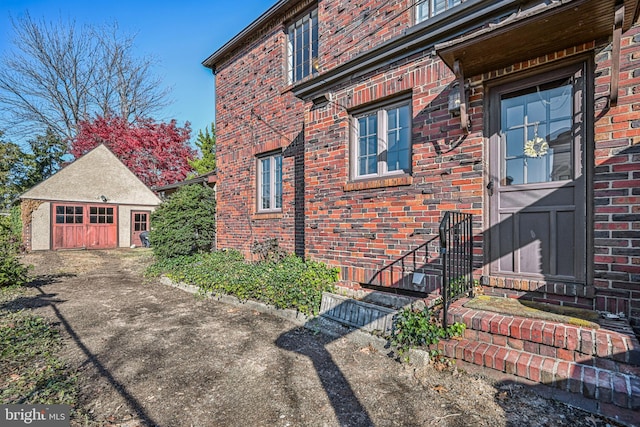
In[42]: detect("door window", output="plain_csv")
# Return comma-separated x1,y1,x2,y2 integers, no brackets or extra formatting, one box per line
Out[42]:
133,213,148,231
500,79,573,186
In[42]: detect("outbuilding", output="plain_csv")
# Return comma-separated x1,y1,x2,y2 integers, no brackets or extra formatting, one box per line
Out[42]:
20,144,161,251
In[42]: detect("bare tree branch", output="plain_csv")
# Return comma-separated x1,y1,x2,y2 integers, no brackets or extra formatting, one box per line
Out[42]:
0,13,171,143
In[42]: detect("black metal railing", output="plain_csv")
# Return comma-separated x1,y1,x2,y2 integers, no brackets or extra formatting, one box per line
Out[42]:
366,210,474,328
439,211,474,329
367,234,441,293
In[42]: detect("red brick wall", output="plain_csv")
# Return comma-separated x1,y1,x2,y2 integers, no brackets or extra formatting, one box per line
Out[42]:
303,25,640,329
213,0,640,327
214,23,307,258
213,0,419,259
318,0,410,70
592,25,640,327
304,53,484,283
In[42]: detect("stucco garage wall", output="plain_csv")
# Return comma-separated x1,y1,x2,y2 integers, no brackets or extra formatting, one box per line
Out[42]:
118,205,157,247
30,202,51,251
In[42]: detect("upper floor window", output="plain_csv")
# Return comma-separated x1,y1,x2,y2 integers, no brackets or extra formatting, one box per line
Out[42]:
416,0,463,24
351,101,412,179
287,9,318,84
258,153,283,212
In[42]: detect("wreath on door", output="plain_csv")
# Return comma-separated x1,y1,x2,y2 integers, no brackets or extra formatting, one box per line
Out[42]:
524,136,549,158
523,123,549,158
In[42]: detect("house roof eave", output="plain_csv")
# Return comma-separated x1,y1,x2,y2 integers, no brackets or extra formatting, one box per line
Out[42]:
152,170,217,192
202,0,296,71
435,0,640,78
290,0,518,101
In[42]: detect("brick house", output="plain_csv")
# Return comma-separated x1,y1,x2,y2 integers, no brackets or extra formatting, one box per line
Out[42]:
203,0,640,335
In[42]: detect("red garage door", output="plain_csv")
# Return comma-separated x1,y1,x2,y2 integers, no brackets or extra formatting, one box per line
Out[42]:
52,204,118,250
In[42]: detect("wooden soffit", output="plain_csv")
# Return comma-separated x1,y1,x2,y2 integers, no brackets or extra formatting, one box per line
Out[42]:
435,0,639,78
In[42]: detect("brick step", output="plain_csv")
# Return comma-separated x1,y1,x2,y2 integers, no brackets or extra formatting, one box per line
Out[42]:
481,286,594,311
446,298,640,368
319,292,640,410
437,338,640,410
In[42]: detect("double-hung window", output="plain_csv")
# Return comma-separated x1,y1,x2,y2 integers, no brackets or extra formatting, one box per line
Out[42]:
257,153,283,212
416,0,463,24
352,101,412,179
287,9,318,84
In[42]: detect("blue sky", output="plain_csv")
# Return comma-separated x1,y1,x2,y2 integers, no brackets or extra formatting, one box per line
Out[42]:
0,0,275,143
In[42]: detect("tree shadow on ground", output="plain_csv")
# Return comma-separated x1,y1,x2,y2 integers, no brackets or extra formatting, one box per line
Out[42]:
276,325,375,426
5,275,160,427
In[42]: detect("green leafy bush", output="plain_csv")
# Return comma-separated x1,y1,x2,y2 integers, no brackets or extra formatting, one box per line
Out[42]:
150,184,216,260
0,213,29,288
9,206,22,239
147,250,339,316
390,306,465,359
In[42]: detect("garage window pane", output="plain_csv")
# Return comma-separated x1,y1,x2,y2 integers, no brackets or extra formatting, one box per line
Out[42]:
88,205,114,224
56,205,83,223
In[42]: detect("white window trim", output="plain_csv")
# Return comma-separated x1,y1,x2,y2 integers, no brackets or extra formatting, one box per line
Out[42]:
257,153,283,213
415,0,464,25
350,100,412,181
287,8,318,85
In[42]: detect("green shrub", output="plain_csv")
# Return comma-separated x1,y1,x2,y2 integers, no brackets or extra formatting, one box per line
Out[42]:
9,206,22,241
148,250,339,316
150,184,216,260
0,214,29,288
390,307,465,360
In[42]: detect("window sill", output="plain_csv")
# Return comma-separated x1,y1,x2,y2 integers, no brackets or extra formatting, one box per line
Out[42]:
252,212,283,220
343,175,413,192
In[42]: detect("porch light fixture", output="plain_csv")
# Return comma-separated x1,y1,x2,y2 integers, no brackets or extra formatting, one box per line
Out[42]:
311,92,334,109
448,82,461,115
100,195,108,202
452,60,470,134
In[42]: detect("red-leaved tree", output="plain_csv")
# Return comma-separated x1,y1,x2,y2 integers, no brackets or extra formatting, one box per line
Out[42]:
71,116,195,187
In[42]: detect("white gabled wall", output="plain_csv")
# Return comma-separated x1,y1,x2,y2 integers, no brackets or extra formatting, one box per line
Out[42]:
21,144,161,206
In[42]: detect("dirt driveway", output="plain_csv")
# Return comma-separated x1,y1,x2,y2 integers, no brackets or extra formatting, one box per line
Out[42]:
16,249,620,427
